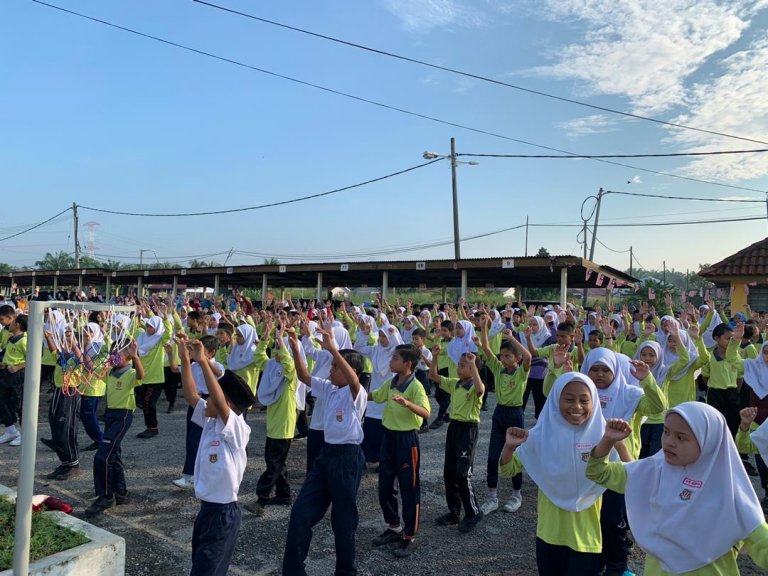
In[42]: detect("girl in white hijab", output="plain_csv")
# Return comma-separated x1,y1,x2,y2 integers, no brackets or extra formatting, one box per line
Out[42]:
227,323,268,395
588,402,768,575
499,372,618,575
354,323,403,466
135,312,172,438
400,315,419,345
446,320,477,367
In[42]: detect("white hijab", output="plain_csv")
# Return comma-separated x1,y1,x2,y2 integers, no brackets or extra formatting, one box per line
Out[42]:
750,418,768,466
543,310,560,331
400,315,418,344
227,324,258,371
520,315,552,350
489,309,506,339
516,372,610,512
663,326,699,382
634,341,667,384
699,305,722,349
372,325,403,377
85,322,105,358
137,316,164,357
624,402,764,574
257,339,307,407
581,348,644,420
743,341,768,399
446,320,477,365
610,313,625,336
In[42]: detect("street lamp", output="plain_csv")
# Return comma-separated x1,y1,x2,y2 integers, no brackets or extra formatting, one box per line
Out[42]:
422,137,478,260
139,249,159,267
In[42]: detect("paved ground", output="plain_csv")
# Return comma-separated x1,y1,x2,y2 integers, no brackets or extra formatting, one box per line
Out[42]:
0,386,765,576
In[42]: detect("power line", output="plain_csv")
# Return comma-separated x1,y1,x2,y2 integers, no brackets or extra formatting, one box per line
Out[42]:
595,237,631,253
604,190,763,203
0,207,72,243
31,0,765,196
191,0,768,146
80,159,440,216
460,149,768,159
632,253,648,272
531,215,764,228
92,250,231,261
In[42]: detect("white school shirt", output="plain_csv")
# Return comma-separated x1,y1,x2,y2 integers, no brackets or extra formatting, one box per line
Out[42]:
192,399,251,504
310,376,366,445
191,359,225,395
416,346,432,372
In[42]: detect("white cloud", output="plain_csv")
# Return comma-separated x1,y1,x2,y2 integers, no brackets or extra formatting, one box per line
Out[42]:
630,175,642,184
555,114,619,137
382,0,488,33
533,1,763,115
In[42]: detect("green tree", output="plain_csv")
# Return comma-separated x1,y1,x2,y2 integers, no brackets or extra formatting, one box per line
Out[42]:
535,247,550,258
264,257,280,265
35,251,75,270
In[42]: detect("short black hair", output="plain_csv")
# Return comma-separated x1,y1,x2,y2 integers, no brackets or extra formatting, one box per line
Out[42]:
412,328,426,339
217,323,235,335
557,322,575,334
589,329,604,343
188,310,201,321
199,335,220,354
0,305,15,317
743,325,755,339
500,339,520,354
441,320,454,331
13,315,27,332
394,344,421,368
712,322,732,339
339,349,365,378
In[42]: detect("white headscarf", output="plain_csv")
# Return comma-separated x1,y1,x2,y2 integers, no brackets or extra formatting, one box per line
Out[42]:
750,418,768,465
543,310,560,331
85,322,105,358
446,320,477,365
257,339,307,407
489,310,506,339
331,323,353,351
137,316,164,357
400,315,418,344
227,324,257,371
634,341,667,384
699,305,722,349
610,313,625,336
624,402,764,574
581,348,644,420
371,324,403,377
743,341,768,399
516,372,610,512
663,326,699,382
520,315,551,350
356,315,378,346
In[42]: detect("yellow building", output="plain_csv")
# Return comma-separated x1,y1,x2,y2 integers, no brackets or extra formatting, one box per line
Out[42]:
699,237,768,314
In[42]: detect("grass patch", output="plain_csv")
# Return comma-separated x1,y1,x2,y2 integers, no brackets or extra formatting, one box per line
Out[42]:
0,497,89,571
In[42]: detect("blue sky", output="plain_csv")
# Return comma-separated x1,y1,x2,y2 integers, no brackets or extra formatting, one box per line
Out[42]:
3,0,768,276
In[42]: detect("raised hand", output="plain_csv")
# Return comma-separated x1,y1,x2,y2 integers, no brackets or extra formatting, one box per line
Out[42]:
740,407,758,430
553,345,570,368
188,339,205,363
391,394,407,407
629,359,650,381
505,427,529,449
687,323,700,339
603,418,632,442
432,345,441,356
733,322,745,340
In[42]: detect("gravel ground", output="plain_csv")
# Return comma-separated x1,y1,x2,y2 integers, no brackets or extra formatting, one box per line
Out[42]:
0,386,765,576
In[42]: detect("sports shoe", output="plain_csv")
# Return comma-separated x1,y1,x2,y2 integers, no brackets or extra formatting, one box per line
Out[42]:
244,501,265,516
0,431,20,445
264,496,292,506
172,476,195,489
84,496,115,517
136,429,158,439
434,512,460,526
166,403,174,414
480,498,499,515
458,511,484,533
372,528,403,546
9,435,21,447
40,437,57,451
46,465,80,481
392,538,417,558
115,491,130,505
503,494,522,513
84,441,100,452
428,419,444,430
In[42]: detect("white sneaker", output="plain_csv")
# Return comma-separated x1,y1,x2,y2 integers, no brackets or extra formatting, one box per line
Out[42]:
503,495,522,513
9,435,21,447
0,432,20,445
480,498,499,515
172,477,194,489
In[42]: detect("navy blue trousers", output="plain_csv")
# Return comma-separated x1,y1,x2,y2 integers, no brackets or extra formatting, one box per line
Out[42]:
190,501,241,576
487,405,523,490
48,387,81,466
306,428,325,475
640,422,663,458
444,420,479,518
93,409,132,498
536,537,600,576
80,396,103,443
183,404,204,476
378,429,421,537
282,444,365,576
600,489,629,572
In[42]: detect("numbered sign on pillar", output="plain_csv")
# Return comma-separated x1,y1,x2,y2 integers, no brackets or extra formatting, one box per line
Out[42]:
180,269,187,276
279,265,287,273
144,271,149,277
502,259,514,269
226,267,233,274
416,262,426,271
340,264,349,272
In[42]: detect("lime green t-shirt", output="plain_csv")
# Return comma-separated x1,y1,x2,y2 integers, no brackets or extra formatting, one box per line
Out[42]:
106,366,143,410
234,338,270,395
439,376,482,423
371,374,431,431
265,347,298,440
3,334,26,366
701,339,742,390
501,454,602,553
483,353,530,407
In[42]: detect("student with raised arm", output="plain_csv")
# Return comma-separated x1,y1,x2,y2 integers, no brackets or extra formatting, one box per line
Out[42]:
178,337,255,576
282,324,368,576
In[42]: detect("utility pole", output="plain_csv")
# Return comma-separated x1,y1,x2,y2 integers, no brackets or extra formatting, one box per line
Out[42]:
588,188,603,262
582,221,588,259
629,246,633,277
73,203,80,268
450,137,461,261
525,215,529,256
663,260,667,285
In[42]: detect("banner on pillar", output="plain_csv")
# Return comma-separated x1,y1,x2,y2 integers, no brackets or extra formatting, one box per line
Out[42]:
744,284,750,295
585,269,593,281
607,278,616,290
648,287,656,300
681,292,687,303
596,273,605,286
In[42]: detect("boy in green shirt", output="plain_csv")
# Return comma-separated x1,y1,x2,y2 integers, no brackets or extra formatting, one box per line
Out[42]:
477,319,531,515
0,314,27,447
429,345,485,533
370,344,431,558
702,322,744,438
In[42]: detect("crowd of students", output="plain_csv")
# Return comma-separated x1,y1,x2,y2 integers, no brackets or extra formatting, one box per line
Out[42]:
1,291,768,575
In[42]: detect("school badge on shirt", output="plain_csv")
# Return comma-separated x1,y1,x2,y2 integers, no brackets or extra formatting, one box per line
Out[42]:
336,408,344,422
598,394,611,409
576,442,592,462
209,441,220,463
679,477,702,501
